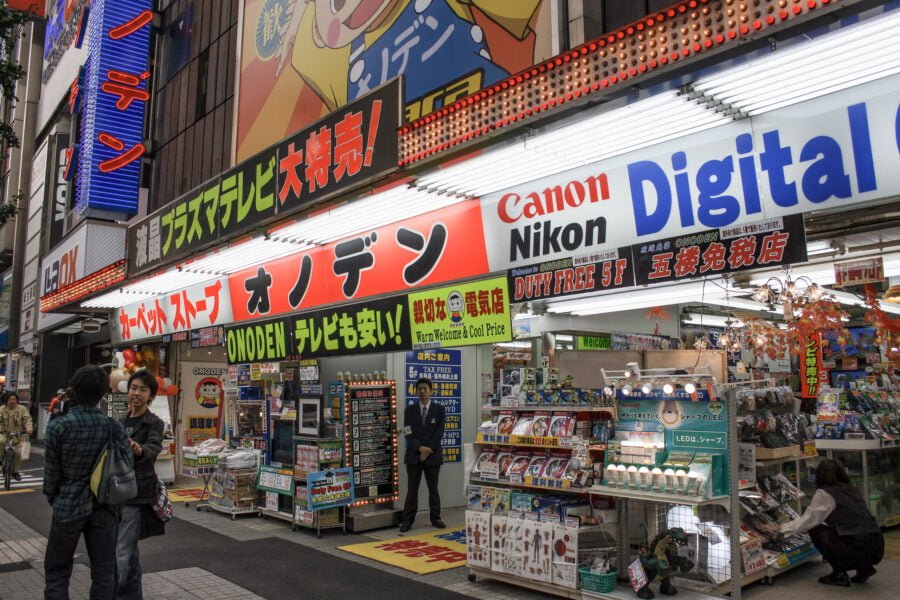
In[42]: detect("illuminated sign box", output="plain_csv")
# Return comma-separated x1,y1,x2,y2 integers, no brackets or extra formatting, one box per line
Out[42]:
76,0,153,217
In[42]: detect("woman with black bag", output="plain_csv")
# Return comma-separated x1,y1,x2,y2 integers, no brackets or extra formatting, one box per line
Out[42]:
116,370,165,600
768,459,884,586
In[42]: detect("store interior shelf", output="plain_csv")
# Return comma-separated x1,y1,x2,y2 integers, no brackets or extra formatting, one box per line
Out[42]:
815,439,888,450
483,405,617,413
589,485,730,507
754,454,808,468
468,566,581,599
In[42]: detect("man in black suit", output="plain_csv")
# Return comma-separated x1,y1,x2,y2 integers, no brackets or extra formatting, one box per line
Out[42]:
400,377,445,532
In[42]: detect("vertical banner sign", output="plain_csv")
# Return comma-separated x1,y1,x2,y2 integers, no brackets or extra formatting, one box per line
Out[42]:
801,333,823,399
345,382,397,503
405,350,461,463
76,0,153,216
46,133,70,249
408,277,512,349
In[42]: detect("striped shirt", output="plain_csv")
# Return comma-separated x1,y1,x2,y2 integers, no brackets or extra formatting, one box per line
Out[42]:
43,404,131,523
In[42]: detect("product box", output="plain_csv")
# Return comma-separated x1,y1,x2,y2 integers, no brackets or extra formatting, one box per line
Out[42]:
511,492,534,512
691,452,727,496
754,445,801,460
483,486,511,513
467,485,486,511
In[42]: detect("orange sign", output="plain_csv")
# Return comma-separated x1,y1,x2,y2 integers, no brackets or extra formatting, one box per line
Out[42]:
227,200,488,322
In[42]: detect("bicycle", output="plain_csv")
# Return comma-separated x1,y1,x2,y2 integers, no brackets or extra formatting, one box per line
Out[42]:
2,432,21,491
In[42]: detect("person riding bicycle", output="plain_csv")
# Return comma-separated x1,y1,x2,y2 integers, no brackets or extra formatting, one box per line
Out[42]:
0,391,34,481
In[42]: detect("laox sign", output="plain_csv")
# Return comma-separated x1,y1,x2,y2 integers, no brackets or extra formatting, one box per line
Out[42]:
44,245,79,294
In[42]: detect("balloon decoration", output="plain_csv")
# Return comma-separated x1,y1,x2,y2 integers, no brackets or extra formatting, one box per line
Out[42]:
122,348,137,365
117,380,129,393
166,384,179,396
109,368,130,394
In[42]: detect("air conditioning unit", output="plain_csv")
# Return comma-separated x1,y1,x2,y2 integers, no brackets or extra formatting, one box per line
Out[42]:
81,319,102,333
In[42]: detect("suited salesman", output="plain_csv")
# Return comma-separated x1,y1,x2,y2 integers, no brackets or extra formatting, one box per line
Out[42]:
400,377,446,532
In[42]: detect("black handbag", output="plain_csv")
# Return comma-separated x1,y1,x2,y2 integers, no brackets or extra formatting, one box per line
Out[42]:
90,418,138,505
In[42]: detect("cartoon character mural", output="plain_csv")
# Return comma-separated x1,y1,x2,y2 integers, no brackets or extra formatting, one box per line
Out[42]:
196,376,224,409
237,0,552,161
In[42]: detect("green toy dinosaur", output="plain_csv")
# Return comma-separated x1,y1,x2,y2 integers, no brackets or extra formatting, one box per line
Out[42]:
635,527,695,599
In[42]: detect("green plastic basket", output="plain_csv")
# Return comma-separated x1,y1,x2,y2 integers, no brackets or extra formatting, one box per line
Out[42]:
579,567,617,593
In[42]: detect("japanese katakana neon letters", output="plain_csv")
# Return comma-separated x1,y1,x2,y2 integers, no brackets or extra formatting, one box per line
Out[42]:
76,0,153,215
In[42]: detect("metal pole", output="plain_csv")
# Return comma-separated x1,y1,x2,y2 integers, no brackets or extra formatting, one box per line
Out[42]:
727,388,742,600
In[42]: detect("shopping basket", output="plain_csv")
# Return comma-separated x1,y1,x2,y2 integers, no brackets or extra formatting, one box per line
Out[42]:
579,567,617,593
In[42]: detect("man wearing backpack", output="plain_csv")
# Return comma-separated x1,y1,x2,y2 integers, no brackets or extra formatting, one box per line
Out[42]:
43,366,133,600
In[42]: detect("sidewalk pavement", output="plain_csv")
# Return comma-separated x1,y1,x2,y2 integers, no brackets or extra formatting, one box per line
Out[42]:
2,476,898,599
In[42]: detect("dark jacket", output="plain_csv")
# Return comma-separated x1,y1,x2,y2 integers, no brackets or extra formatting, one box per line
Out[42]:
403,401,445,467
120,409,164,504
821,485,882,536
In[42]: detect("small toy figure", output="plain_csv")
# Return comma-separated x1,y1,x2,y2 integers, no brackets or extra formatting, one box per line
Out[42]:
635,528,694,599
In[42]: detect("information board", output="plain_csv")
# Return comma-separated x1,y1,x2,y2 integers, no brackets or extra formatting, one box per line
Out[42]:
345,382,397,503
405,349,462,462
257,465,295,496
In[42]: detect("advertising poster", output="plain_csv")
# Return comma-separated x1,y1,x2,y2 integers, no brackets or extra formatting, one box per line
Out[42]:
179,363,227,445
236,0,553,162
408,277,512,349
616,397,728,451
405,349,461,463
307,467,355,510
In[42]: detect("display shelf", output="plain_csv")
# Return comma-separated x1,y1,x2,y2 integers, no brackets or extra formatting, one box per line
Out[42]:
467,566,581,599
259,507,295,523
583,585,720,600
469,477,588,493
815,439,884,450
205,502,259,520
754,455,805,468
484,405,617,414
588,485,730,507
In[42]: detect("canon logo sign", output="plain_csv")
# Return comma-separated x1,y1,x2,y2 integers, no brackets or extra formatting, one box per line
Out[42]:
496,173,609,223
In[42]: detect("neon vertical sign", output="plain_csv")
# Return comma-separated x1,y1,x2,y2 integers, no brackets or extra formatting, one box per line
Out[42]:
75,0,153,216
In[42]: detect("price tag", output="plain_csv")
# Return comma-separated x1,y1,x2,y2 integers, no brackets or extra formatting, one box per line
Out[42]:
509,473,523,485
480,461,500,480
